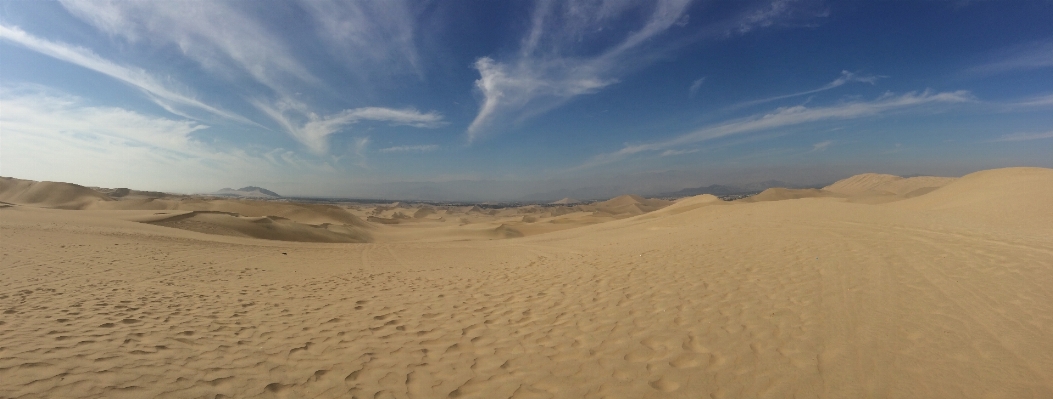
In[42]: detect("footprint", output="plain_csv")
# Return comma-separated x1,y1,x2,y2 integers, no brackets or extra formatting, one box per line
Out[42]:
705,353,727,371
669,353,701,369
624,348,653,362
650,377,680,392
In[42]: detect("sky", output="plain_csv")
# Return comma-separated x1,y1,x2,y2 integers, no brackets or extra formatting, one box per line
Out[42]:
1,0,1051,201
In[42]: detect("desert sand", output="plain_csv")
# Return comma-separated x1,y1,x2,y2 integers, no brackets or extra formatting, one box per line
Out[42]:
1,167,1052,398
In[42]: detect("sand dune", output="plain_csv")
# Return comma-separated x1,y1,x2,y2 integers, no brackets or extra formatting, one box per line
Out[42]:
591,194,673,216
893,167,1053,229
739,187,838,202
823,172,957,201
2,167,1051,398
0,177,113,209
149,211,370,243
822,172,903,195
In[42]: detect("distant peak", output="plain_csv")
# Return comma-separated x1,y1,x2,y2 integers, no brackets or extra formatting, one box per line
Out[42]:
214,186,281,198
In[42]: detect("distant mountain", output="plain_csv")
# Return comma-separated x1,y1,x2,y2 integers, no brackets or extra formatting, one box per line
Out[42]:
549,197,580,205
214,186,281,198
658,180,809,198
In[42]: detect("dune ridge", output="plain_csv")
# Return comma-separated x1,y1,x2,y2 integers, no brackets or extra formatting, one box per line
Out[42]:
0,177,113,209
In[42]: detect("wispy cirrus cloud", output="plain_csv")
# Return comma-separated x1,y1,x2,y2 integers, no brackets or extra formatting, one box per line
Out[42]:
252,102,444,154
467,0,827,142
581,89,974,167
467,0,691,140
0,23,254,125
0,87,322,192
661,148,701,157
1010,93,1053,107
467,0,694,141
968,40,1053,75
688,77,706,98
730,70,884,110
300,0,421,77
988,131,1053,142
58,0,445,155
734,0,827,34
0,87,206,154
60,0,316,93
378,145,440,153
810,140,834,152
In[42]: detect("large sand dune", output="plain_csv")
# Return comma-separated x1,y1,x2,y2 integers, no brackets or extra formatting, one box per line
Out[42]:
2,167,1051,398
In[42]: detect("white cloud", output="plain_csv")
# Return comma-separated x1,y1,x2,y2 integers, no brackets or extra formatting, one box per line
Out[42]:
467,0,692,141
581,89,974,167
0,23,253,125
58,1,444,155
0,88,306,192
352,136,371,168
734,0,829,34
731,70,884,109
810,140,833,152
299,0,421,76
1,89,205,153
989,131,1053,142
378,145,440,153
59,0,316,94
689,77,706,98
253,101,444,154
1011,93,1053,107
467,0,830,142
661,148,701,157
968,41,1053,75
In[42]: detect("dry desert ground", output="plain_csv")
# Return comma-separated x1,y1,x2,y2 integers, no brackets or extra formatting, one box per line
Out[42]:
1,167,1052,398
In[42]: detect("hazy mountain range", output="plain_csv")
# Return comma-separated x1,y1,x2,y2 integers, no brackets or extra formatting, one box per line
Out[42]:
213,186,282,199
657,180,819,198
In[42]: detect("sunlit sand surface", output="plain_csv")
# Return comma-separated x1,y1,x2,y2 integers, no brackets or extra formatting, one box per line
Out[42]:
2,167,1051,398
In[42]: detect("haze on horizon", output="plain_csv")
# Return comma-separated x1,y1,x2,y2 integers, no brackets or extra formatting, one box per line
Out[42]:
1,0,1051,201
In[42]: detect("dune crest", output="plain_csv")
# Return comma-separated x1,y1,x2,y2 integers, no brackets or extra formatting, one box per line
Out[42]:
0,177,113,209
893,167,1053,227
823,173,957,201
148,211,370,243
739,188,837,202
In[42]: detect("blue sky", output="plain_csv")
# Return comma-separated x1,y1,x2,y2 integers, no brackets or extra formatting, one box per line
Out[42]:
1,0,1051,201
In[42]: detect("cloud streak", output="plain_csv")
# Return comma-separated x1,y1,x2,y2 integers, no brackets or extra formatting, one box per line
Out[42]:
810,140,833,152
688,77,706,98
581,90,974,167
300,0,421,77
1010,93,1053,107
253,101,444,154
378,145,440,153
60,0,316,94
466,0,831,142
968,41,1053,75
0,87,321,192
989,131,1053,142
467,0,695,139
59,0,444,154
0,23,255,125
731,70,884,110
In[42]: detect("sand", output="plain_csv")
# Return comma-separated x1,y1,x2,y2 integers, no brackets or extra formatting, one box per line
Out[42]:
1,167,1052,398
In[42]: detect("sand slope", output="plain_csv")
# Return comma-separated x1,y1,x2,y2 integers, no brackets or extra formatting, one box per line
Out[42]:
1,167,1051,398
149,211,371,243
0,177,113,209
893,166,1053,229
0,177,374,243
824,173,957,198
739,187,837,202
591,195,673,216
